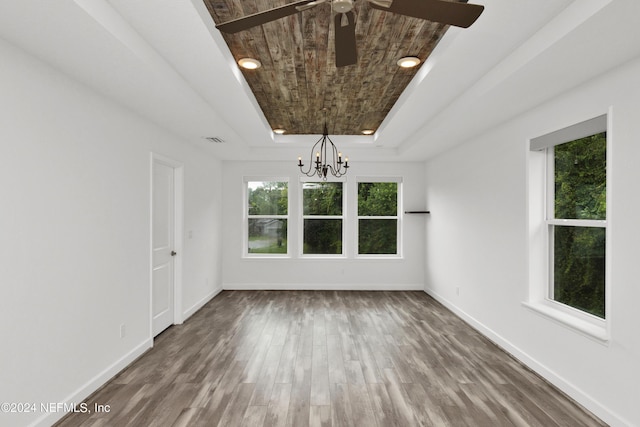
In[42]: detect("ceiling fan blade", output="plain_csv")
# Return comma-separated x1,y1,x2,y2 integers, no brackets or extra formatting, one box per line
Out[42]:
296,0,328,12
368,0,484,28
368,0,393,7
216,0,316,34
334,11,357,67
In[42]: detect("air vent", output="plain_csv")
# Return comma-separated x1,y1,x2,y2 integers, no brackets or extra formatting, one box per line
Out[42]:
204,136,225,144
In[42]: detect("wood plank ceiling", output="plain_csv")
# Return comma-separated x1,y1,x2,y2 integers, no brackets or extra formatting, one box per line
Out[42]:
203,0,461,135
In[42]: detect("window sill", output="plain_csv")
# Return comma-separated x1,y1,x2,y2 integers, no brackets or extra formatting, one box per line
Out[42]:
356,255,402,260
522,301,609,345
242,255,405,261
243,254,291,260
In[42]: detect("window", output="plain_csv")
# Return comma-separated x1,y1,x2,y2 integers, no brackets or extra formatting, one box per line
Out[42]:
302,181,343,255
527,114,609,339
548,132,607,318
358,181,400,255
246,180,288,255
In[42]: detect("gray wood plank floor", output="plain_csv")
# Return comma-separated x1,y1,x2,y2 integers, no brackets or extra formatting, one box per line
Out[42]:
55,291,606,427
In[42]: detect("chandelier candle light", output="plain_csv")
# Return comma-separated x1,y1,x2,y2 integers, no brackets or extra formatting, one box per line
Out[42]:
297,122,349,179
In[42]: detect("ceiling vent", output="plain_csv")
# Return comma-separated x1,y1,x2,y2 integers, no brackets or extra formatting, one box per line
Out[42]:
204,136,225,143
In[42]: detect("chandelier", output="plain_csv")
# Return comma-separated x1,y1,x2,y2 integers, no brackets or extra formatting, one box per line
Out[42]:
297,122,349,179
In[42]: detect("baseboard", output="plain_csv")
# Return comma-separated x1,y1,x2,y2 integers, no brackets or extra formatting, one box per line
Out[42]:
223,283,424,291
423,287,630,427
31,338,152,427
182,286,223,322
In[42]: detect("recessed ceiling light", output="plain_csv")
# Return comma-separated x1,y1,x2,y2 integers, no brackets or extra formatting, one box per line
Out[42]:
273,128,286,135
238,58,261,70
361,129,375,135
397,56,421,68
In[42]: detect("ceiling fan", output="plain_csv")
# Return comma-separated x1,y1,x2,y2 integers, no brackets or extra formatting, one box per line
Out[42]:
216,0,484,67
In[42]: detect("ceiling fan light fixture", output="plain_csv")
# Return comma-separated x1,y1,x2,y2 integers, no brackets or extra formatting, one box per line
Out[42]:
333,0,354,14
397,56,421,68
238,57,261,70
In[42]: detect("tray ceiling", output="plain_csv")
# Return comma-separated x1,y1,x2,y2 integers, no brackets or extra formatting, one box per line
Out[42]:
203,0,465,135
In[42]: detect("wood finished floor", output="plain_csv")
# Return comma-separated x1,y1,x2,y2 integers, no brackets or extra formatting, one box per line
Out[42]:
56,291,606,427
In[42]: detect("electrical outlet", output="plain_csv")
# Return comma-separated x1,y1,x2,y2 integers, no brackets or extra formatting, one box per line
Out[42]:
120,324,126,339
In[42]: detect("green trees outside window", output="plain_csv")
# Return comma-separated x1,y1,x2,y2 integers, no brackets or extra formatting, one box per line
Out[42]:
554,133,607,220
247,181,288,254
302,182,343,254
358,182,399,255
551,132,606,318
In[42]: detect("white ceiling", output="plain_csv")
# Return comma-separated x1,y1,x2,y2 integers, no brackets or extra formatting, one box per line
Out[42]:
1,0,639,162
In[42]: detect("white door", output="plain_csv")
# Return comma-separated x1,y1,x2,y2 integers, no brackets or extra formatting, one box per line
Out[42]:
152,162,175,336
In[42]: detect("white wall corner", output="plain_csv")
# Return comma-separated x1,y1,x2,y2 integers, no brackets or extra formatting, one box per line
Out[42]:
182,286,223,322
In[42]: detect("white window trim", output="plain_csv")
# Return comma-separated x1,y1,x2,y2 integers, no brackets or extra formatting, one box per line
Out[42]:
244,177,290,258
356,177,403,258
299,178,347,258
525,111,612,344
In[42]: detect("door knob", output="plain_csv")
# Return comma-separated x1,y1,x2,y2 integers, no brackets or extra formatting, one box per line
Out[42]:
171,251,177,256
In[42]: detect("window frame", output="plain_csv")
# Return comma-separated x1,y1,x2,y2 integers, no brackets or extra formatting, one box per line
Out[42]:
525,113,611,343
244,177,290,258
299,178,346,258
356,177,402,258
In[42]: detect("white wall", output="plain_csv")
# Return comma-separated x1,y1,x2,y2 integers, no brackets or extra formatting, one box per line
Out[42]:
0,39,222,427
423,56,640,426
221,161,426,289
